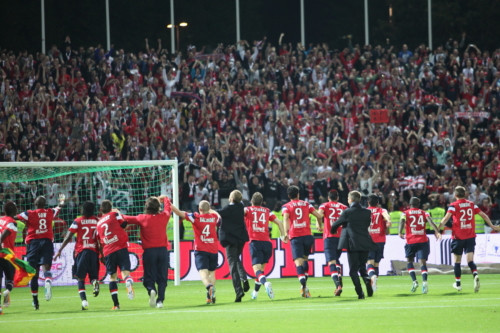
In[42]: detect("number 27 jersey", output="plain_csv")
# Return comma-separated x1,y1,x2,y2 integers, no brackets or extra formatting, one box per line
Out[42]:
447,199,481,240
282,200,315,239
69,216,99,255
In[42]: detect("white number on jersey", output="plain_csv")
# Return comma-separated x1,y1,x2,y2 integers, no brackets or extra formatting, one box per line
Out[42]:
252,211,266,224
102,223,111,236
459,208,473,228
202,224,211,237
82,226,96,240
409,215,425,227
295,208,303,220
39,219,47,230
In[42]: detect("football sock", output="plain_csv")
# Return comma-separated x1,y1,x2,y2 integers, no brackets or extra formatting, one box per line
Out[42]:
367,264,376,278
44,271,53,280
124,276,133,285
206,284,213,290
296,266,307,287
109,281,119,306
256,270,267,284
303,261,309,280
6,281,13,292
407,263,416,282
336,264,342,275
375,266,380,277
421,265,428,282
78,281,87,301
254,280,262,292
468,261,478,277
329,264,339,287
454,263,461,286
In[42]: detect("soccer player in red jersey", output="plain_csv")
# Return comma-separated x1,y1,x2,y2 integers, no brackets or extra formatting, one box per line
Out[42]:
439,186,499,292
0,201,19,314
366,194,392,292
282,186,323,298
54,202,100,310
399,197,441,294
318,190,347,296
171,200,220,305
96,200,135,310
122,196,171,308
244,192,287,300
16,194,66,310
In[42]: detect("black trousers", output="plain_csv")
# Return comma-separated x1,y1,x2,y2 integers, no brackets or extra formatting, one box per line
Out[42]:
143,247,169,302
347,250,369,296
225,243,247,295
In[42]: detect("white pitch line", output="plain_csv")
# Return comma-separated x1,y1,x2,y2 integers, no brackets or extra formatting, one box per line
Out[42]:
0,302,496,324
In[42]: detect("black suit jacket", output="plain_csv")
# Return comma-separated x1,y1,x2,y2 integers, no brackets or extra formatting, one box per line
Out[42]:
331,202,377,252
217,202,249,247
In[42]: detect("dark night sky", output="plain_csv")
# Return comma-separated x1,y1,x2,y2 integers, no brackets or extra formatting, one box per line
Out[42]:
2,0,500,55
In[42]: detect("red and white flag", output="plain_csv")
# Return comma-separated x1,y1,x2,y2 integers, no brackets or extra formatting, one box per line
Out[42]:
399,176,426,191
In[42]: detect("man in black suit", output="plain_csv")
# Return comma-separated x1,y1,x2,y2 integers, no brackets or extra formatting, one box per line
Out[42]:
217,190,249,302
331,191,377,299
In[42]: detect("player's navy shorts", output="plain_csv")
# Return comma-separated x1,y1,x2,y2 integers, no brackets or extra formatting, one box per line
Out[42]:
324,237,341,262
405,241,430,260
291,235,314,260
26,238,54,266
104,248,131,275
451,237,476,255
194,251,218,271
368,242,385,263
0,258,15,281
74,249,99,280
250,240,272,265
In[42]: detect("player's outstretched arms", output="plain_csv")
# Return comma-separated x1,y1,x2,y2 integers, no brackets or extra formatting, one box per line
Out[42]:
438,212,452,231
57,193,66,207
171,205,187,220
426,217,442,241
54,231,73,260
479,211,499,231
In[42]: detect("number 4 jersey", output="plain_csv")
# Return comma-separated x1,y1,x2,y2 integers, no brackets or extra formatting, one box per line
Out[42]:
186,212,220,254
16,208,61,244
447,199,481,240
282,200,315,239
402,208,430,244
244,206,277,242
69,216,99,255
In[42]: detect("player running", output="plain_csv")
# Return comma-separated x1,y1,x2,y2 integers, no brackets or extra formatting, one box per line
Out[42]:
317,190,347,296
366,194,391,292
399,197,441,294
171,200,220,305
438,186,499,292
244,192,288,300
122,196,171,308
16,194,66,310
96,200,135,310
0,202,19,315
54,202,100,310
283,186,323,298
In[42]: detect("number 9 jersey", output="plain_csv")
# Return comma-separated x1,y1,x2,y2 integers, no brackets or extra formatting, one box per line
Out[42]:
447,199,481,240
16,207,60,244
282,200,316,239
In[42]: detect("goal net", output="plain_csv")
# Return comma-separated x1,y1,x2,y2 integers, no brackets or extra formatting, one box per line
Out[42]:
0,161,180,286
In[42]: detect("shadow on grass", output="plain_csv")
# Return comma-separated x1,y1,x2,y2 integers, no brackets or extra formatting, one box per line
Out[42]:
394,294,419,297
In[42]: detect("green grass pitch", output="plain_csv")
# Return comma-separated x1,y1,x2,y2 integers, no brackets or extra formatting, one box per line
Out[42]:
1,275,499,333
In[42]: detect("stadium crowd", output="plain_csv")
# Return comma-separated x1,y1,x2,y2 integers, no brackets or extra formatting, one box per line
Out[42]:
1,33,500,231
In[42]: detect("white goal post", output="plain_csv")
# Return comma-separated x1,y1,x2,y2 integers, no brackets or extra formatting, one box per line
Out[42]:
0,160,181,286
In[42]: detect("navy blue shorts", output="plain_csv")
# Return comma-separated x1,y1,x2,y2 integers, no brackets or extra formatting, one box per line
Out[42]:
451,237,476,255
250,240,272,265
405,241,430,260
104,248,131,276
0,258,15,282
324,237,341,262
368,242,385,263
26,238,54,267
194,251,218,271
75,249,99,281
291,235,314,260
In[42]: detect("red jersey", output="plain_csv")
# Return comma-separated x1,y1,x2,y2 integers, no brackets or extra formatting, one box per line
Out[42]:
186,212,219,254
282,200,315,238
367,206,388,243
17,207,60,244
96,212,129,257
123,198,171,250
68,216,99,255
319,201,347,239
447,199,481,240
402,208,430,244
244,206,277,242
0,216,17,250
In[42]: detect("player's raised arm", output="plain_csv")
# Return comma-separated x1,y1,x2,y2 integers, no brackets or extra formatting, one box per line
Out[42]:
171,204,187,220
398,213,406,239
426,216,442,241
478,211,500,232
438,212,452,231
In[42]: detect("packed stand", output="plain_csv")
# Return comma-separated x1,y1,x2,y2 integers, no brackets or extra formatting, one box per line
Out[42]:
1,33,500,234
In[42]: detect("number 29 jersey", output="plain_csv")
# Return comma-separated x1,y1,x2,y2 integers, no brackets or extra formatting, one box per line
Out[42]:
186,212,219,254
69,216,99,255
282,200,315,239
16,208,60,244
447,199,481,240
402,208,430,244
